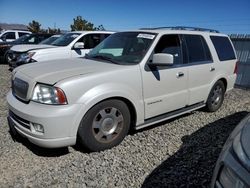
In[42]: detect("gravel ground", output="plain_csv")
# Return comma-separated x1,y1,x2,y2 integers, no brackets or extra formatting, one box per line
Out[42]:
0,64,250,188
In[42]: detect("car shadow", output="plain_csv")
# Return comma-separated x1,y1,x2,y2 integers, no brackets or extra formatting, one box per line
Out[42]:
141,111,249,187
9,130,70,157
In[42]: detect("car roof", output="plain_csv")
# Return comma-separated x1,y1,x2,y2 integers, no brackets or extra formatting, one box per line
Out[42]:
124,27,229,37
68,30,115,34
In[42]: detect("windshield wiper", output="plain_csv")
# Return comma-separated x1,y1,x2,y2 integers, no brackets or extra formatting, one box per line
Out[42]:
86,54,119,64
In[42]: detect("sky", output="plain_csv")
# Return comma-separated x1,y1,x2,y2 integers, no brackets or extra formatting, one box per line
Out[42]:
0,0,250,34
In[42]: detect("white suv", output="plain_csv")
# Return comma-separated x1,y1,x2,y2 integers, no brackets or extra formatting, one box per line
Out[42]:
7,27,238,151
9,31,114,69
0,30,31,42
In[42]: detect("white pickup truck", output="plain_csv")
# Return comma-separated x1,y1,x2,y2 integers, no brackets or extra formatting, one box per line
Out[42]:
9,31,114,69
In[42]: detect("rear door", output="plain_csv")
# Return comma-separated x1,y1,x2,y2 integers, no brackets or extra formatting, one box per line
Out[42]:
141,34,189,119
182,34,215,105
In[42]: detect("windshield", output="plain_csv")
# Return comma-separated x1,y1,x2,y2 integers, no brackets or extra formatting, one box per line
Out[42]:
39,35,61,45
51,33,80,46
14,34,31,43
87,32,156,64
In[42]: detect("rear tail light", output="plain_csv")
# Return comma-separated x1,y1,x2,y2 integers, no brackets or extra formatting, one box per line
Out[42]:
234,61,239,74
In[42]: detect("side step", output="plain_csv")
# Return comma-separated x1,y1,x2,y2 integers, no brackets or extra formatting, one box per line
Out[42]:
135,102,205,130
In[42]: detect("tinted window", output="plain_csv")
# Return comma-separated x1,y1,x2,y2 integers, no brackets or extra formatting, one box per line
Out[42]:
2,32,15,39
80,34,102,49
154,34,182,64
18,32,29,37
184,35,212,63
210,36,236,61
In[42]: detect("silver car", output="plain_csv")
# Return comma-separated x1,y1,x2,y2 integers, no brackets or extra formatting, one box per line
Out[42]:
211,113,250,187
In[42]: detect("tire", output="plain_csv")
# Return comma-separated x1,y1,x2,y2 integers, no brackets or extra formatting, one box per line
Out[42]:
4,51,11,65
77,99,131,151
206,80,225,112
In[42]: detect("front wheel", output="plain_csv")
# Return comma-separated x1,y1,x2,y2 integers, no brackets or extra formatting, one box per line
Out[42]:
206,80,225,112
77,99,131,151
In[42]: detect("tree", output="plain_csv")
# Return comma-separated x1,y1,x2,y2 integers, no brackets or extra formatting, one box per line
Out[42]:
28,20,41,33
71,16,103,31
95,25,105,31
47,27,61,34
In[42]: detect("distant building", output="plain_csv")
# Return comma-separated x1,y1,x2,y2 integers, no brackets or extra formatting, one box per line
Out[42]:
0,23,28,31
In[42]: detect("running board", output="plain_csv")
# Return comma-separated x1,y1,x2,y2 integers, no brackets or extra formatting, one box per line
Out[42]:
135,102,205,130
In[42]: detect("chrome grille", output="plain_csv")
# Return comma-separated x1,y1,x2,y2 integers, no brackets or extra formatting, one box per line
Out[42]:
12,77,29,100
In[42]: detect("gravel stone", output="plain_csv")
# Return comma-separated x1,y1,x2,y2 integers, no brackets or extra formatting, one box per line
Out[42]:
0,64,249,187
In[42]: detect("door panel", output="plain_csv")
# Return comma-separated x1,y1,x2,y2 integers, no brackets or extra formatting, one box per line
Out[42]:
142,67,188,119
188,63,215,105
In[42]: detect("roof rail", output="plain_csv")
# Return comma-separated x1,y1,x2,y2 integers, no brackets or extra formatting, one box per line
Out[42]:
139,26,219,33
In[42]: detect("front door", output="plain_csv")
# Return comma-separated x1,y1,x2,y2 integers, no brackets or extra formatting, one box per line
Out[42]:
141,34,189,119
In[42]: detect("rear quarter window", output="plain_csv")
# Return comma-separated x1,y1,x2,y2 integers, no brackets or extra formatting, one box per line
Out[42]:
210,36,236,61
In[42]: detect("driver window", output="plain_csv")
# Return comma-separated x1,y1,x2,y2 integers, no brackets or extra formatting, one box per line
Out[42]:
79,34,101,49
154,34,182,65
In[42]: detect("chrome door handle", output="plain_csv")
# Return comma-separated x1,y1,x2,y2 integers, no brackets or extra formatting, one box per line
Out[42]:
176,72,184,78
210,67,215,72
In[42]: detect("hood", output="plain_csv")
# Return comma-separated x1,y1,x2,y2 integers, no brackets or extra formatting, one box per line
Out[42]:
241,115,250,159
11,44,55,53
14,58,123,84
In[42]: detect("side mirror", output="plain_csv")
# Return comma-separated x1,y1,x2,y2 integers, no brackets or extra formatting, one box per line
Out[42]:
150,53,174,66
73,42,84,49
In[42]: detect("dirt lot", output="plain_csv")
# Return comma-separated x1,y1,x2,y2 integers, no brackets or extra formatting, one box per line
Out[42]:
0,64,249,187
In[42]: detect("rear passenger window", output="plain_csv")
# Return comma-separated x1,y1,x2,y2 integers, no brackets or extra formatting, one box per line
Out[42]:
210,36,236,61
184,35,212,63
18,32,29,37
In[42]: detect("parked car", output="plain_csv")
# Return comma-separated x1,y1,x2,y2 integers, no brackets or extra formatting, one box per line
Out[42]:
7,35,61,66
8,31,114,69
0,30,31,42
211,113,250,187
7,27,238,151
0,33,53,63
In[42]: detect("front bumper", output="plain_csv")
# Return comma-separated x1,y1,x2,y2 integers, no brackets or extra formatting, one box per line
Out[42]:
211,142,250,187
7,91,83,148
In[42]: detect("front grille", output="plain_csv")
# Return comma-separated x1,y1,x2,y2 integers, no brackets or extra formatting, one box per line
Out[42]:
9,110,30,130
12,77,29,100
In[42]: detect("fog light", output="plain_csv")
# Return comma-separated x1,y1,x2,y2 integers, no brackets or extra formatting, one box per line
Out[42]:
33,123,44,133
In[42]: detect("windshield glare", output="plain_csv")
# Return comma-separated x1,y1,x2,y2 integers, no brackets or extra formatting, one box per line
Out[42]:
40,35,60,45
14,34,31,43
51,33,80,46
87,32,156,64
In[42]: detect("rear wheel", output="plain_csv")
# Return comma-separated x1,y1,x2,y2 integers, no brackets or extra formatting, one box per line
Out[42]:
77,99,130,151
206,80,225,112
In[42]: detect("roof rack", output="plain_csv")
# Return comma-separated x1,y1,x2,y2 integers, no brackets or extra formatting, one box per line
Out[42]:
139,26,219,33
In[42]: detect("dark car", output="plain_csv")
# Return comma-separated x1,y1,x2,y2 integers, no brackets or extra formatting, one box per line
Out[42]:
0,33,53,63
211,113,250,187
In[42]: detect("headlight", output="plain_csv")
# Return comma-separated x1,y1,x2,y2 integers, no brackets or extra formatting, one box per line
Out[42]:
31,84,67,105
17,52,36,63
233,132,250,171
